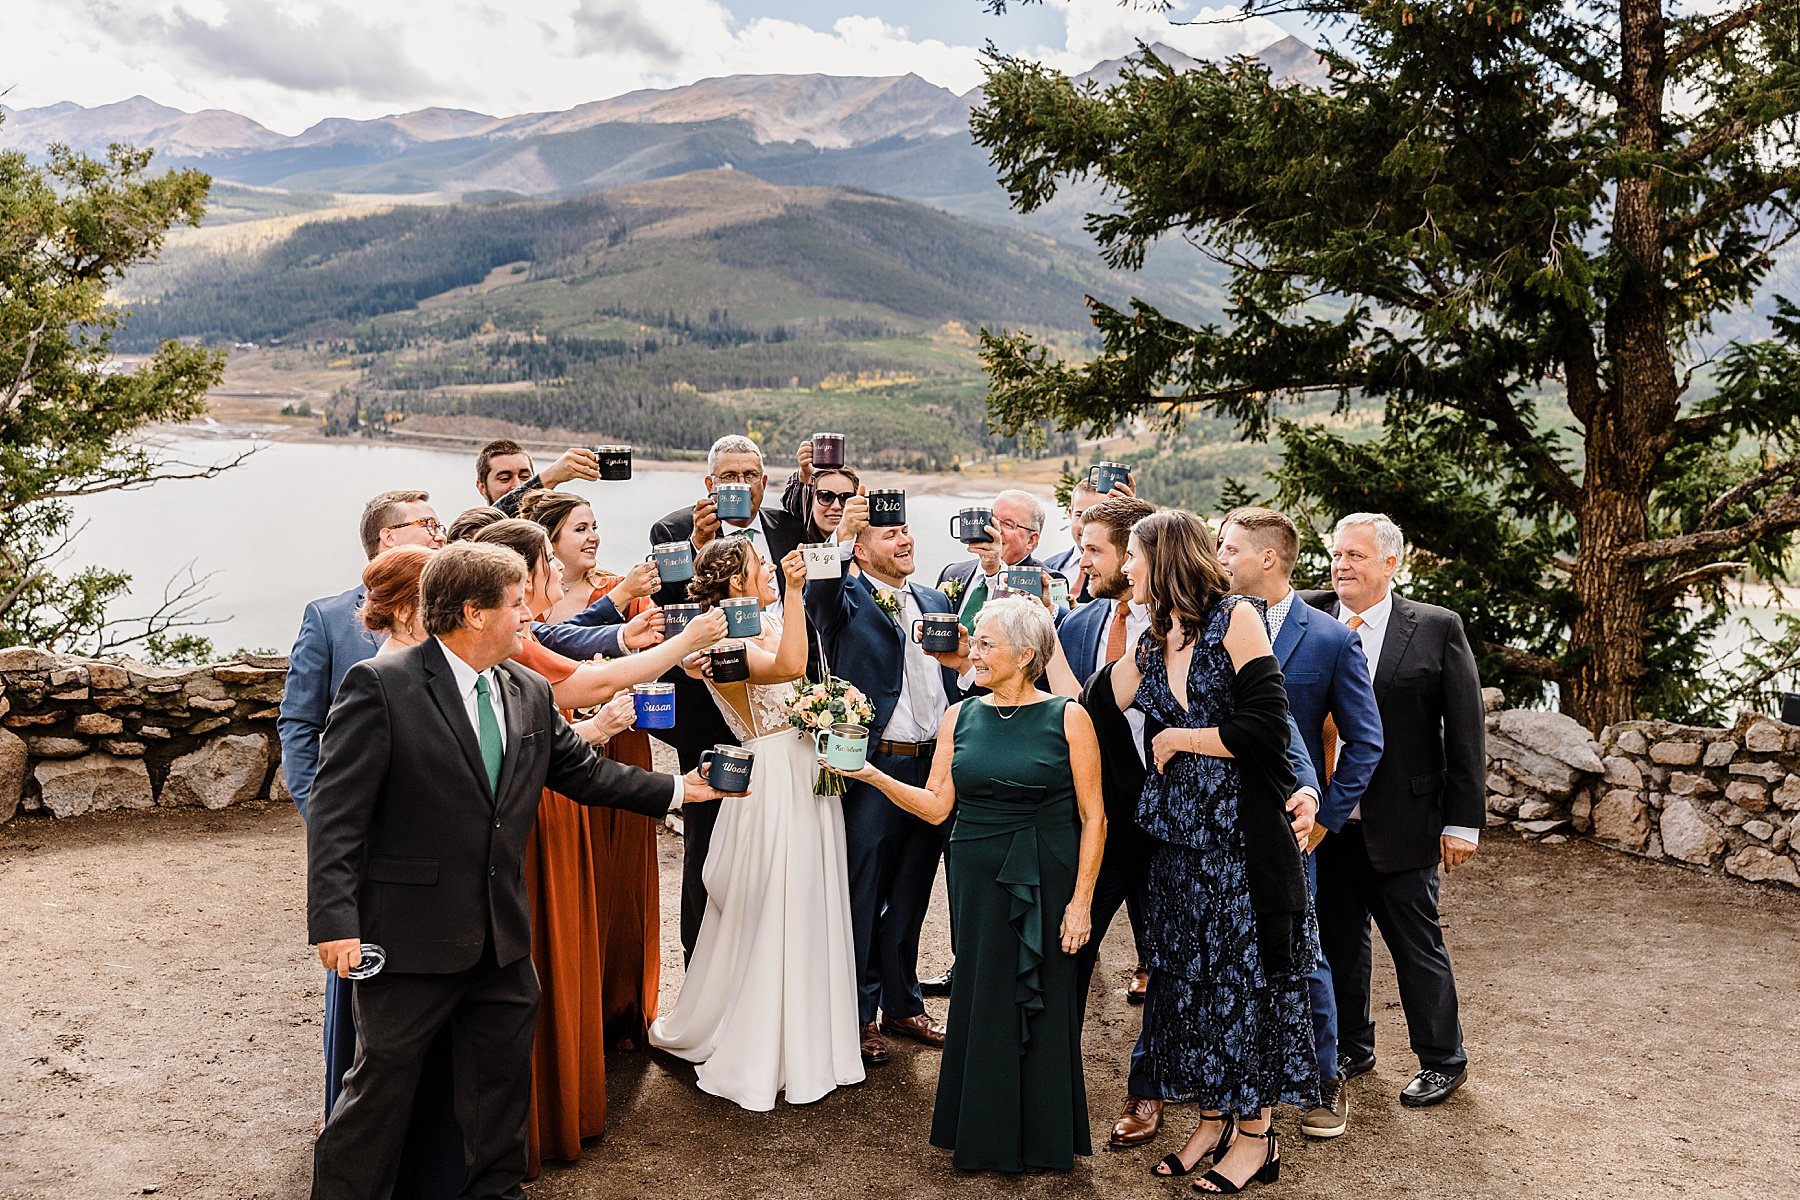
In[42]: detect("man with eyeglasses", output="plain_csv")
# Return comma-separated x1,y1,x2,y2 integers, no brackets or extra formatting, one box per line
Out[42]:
278,487,445,1127
647,434,809,959
936,489,1062,634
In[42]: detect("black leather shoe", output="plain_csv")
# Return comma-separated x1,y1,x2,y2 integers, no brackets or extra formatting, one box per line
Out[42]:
1338,1052,1376,1080
1400,1066,1466,1107
919,969,953,998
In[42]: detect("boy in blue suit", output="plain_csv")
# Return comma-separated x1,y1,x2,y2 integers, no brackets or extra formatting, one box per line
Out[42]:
1218,506,1384,1140
804,495,963,1066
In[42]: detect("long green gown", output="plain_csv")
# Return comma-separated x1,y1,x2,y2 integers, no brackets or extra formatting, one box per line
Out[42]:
931,696,1092,1173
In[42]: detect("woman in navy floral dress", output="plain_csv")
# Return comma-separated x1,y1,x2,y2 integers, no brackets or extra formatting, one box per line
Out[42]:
1109,510,1317,1194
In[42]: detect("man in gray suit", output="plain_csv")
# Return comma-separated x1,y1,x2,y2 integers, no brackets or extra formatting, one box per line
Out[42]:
307,542,736,1199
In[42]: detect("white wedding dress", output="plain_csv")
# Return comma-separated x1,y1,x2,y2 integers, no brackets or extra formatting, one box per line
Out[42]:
648,618,865,1110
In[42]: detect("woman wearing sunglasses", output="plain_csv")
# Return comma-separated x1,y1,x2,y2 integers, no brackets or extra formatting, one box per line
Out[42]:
780,439,863,543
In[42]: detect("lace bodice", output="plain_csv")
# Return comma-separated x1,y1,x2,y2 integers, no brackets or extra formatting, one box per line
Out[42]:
707,613,800,743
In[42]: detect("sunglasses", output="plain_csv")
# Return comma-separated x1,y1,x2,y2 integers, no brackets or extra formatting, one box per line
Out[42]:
815,489,856,508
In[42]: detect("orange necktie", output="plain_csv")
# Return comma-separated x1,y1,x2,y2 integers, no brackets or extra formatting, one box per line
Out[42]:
1320,614,1365,784
1104,600,1131,665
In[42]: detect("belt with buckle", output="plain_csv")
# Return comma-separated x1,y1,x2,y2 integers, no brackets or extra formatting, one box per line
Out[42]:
874,739,935,759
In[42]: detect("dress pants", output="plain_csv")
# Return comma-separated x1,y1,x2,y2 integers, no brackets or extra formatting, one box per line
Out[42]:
678,798,720,962
312,952,539,1200
1314,821,1466,1073
1303,852,1338,1084
841,749,939,1023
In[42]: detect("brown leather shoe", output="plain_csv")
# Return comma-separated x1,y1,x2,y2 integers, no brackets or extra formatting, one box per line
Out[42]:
880,1011,947,1049
1109,1095,1163,1146
1127,966,1150,1005
859,1021,889,1066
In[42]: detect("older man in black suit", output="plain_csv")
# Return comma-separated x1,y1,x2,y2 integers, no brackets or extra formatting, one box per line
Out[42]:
646,434,809,958
306,542,733,1200
1303,512,1485,1109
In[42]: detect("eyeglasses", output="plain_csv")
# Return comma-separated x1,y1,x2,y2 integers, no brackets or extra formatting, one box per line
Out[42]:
387,517,446,536
970,637,1013,655
714,471,762,484
815,489,856,508
994,517,1040,536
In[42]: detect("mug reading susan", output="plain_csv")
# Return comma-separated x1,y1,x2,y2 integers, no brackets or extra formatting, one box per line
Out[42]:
632,683,676,730
713,483,755,522
720,596,763,638
592,444,633,480
867,488,907,527
802,542,841,580
698,745,755,793
650,541,695,584
951,507,994,543
911,612,962,653
815,722,869,771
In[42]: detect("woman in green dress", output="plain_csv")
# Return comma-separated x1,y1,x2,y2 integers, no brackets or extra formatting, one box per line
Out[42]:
830,596,1106,1173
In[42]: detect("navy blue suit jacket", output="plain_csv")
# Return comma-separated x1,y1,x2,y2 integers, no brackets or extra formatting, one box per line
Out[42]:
532,618,624,661
277,584,380,819
1057,596,1322,795
1272,594,1384,832
805,571,961,736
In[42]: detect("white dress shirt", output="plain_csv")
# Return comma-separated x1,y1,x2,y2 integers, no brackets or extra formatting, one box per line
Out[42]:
435,639,683,806
874,581,949,743
1335,592,1476,844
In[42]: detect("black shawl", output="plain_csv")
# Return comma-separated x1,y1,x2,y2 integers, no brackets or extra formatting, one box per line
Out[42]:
1215,653,1307,971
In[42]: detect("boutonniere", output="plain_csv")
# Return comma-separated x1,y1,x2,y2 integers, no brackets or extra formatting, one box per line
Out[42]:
872,588,902,625
940,577,964,605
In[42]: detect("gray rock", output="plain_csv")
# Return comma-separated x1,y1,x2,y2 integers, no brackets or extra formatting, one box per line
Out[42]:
187,716,230,736
1482,687,1505,714
1602,755,1644,789
1703,740,1738,767
1571,792,1594,833
1728,759,1785,782
1614,729,1649,755
1713,802,1750,828
270,768,294,809
159,734,268,810
1774,775,1800,812
1516,818,1567,837
137,726,172,740
1744,719,1787,754
1494,710,1604,773
1591,790,1650,852
1660,799,1725,866
0,727,27,824
85,663,130,690
1743,819,1776,841
1650,741,1704,766
1517,797,1561,821
1724,780,1769,812
1775,826,1792,853
27,736,88,759
1487,790,1522,817
1724,846,1800,886
33,754,153,818
1487,733,1583,794
1668,772,1717,798
48,667,86,688
1486,771,1513,796
0,647,55,672
187,696,236,714
99,739,145,757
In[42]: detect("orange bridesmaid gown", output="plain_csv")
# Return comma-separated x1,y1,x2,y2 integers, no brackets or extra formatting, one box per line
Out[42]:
515,575,662,1175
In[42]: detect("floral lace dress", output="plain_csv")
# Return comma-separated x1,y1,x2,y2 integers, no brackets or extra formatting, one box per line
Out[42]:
1133,595,1320,1114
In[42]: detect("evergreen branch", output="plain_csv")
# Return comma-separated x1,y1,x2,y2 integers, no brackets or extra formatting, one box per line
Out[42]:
1667,2,1771,69
1483,642,1566,679
1648,561,1751,605
1696,456,1800,531
1617,492,1800,561
1666,166,1800,242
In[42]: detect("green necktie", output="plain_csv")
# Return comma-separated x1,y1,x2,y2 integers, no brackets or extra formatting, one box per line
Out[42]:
475,674,503,794
959,576,988,633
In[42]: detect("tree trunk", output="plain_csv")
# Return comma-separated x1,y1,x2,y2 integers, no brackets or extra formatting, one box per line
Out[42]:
1567,485,1651,729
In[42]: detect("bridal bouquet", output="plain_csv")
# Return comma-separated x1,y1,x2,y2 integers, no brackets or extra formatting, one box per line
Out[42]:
789,678,874,796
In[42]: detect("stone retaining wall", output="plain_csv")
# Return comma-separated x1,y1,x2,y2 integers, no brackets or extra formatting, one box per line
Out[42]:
1482,688,1800,888
0,647,290,823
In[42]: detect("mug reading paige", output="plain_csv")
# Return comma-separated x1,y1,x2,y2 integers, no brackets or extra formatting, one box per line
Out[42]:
803,543,841,580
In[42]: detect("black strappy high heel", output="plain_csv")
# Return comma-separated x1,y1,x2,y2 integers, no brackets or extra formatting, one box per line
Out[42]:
1151,1113,1235,1178
1191,1125,1279,1194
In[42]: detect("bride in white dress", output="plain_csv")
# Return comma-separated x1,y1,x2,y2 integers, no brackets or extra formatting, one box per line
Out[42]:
648,538,865,1110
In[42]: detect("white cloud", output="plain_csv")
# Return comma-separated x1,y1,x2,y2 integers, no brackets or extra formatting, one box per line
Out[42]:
0,0,1294,133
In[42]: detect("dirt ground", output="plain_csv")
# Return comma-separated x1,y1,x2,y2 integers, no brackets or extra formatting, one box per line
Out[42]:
2,804,1795,1200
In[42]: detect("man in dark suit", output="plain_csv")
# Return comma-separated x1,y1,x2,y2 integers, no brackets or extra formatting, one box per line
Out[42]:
306,541,733,1200
805,494,962,1066
1302,511,1484,1110
646,435,809,958
1219,506,1384,1139
278,488,445,1121
936,488,1062,630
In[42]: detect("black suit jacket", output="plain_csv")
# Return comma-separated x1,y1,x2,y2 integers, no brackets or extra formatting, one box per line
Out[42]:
306,639,675,973
1301,590,1486,872
645,502,812,767
1078,662,1157,876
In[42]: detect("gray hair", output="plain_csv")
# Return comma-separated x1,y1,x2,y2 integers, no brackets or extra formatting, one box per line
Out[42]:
1332,512,1406,565
974,596,1057,683
708,434,763,474
993,488,1046,532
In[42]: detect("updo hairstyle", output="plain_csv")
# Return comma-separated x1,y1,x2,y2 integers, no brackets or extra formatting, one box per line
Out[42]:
688,535,759,609
361,545,433,634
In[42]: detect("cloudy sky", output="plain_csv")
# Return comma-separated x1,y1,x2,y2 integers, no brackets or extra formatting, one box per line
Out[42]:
3,0,1299,133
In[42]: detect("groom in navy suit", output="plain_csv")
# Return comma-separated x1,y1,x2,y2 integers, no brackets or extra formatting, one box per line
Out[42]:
805,494,962,1066
1218,506,1383,1139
